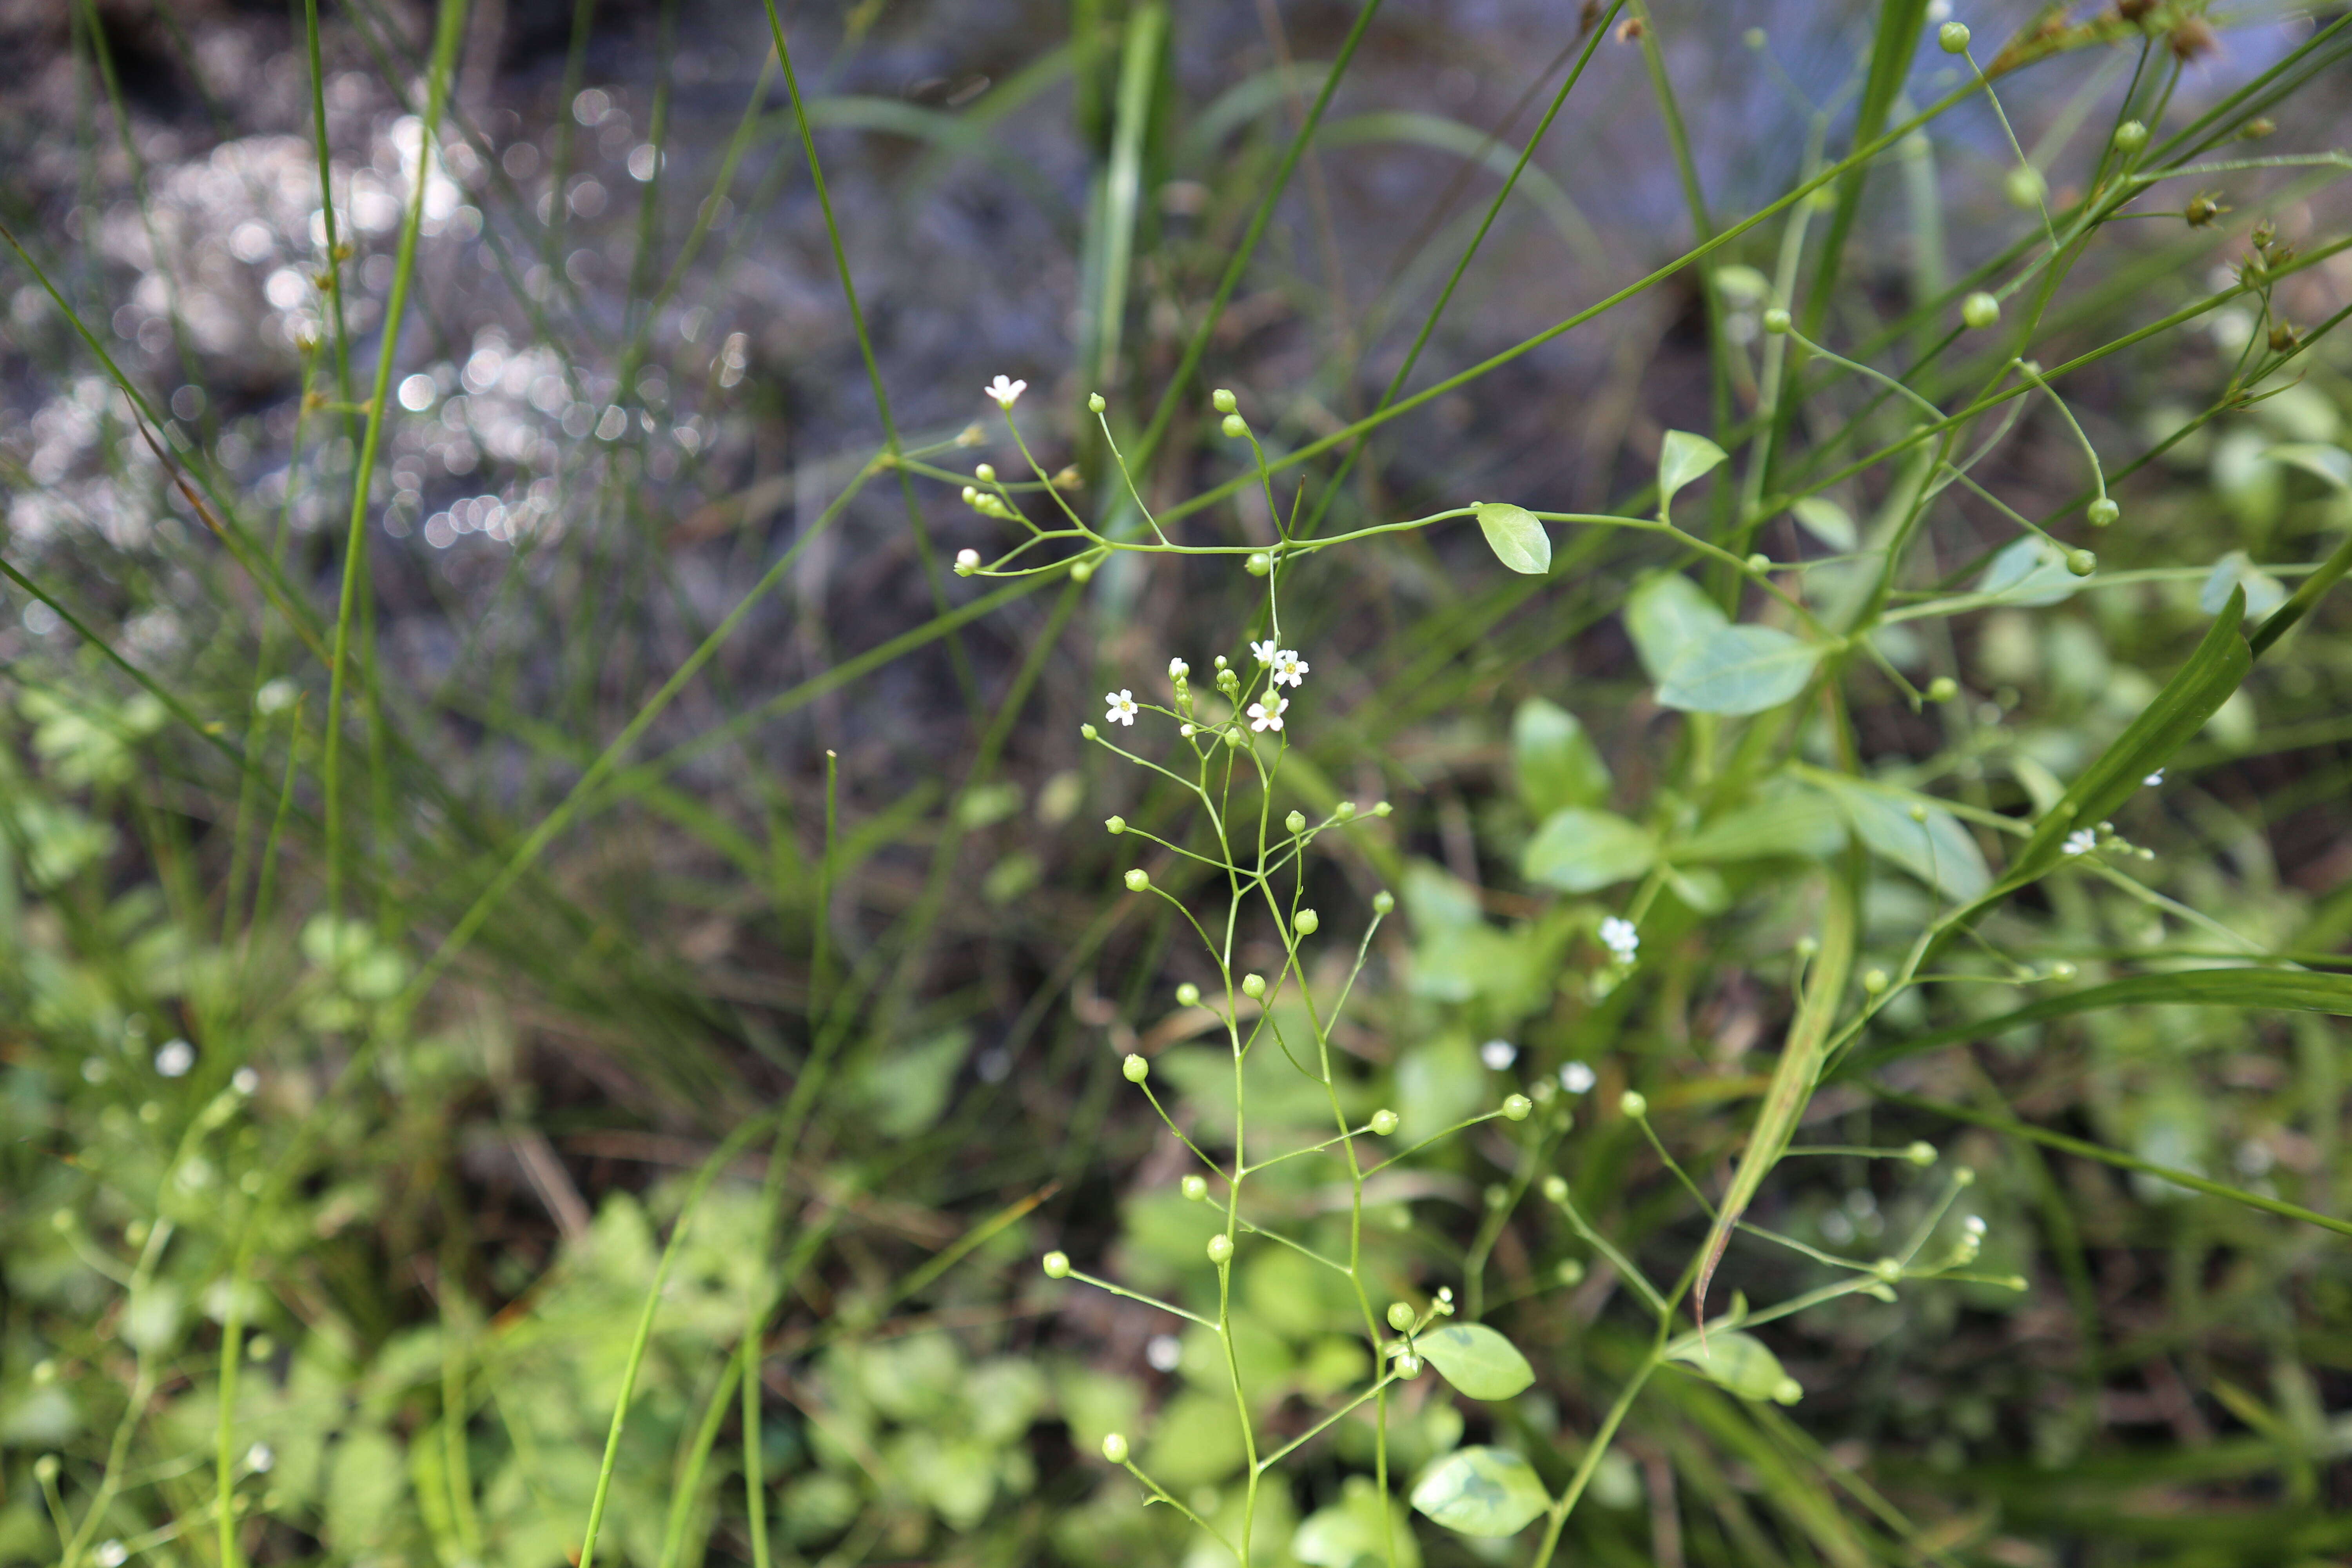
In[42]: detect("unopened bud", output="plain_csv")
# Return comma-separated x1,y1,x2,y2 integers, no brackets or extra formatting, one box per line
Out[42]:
1292,909,1320,936
1212,388,1238,414
1101,1432,1129,1464
1123,1053,1150,1083
1542,1174,1569,1203
1961,291,2001,330
1862,968,1890,994
1906,1142,1938,1167
1043,1251,1071,1279
1241,973,1267,999
1285,810,1306,833
1105,815,1127,834
1938,21,1970,52
1746,553,1771,573
1394,1352,1422,1378
1372,891,1395,915
1619,1090,1648,1119
2066,548,2096,577
1387,1301,1416,1332
2087,497,2119,527
955,548,981,575
1762,307,1791,335
1369,1108,1399,1136
1334,801,1356,821
1124,869,1150,892
1221,413,1248,440
1503,1094,1533,1122
2113,120,2147,152
1088,392,1107,412
1181,1174,1208,1201
1927,676,1958,703
1176,982,1201,1007
1245,551,1271,577
1206,1233,1233,1265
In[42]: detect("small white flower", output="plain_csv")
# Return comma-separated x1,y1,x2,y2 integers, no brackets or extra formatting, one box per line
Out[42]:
2062,828,2097,857
984,374,1027,408
1269,648,1308,688
1145,1334,1182,1372
96,1544,127,1568
1247,696,1287,733
1479,1039,1517,1071
254,677,297,714
1168,657,1189,680
154,1039,194,1078
954,548,981,575
1105,689,1139,726
1559,1061,1597,1094
2143,769,2164,787
231,1067,260,1096
1599,917,1640,963
1250,638,1277,666
245,1441,275,1474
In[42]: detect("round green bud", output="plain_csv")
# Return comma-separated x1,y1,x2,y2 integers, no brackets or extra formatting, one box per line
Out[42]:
1541,1174,1569,1203
1961,291,2001,330
1772,1377,1804,1406
1746,552,1771,573
1241,973,1266,999
1089,392,1107,412
1082,723,1098,740
1761,307,1791,335
1906,1141,1938,1167
2087,497,2119,527
1292,909,1320,936
1938,21,1970,53
1176,982,1201,1007
34,1455,59,1485
2049,960,2078,981
1105,815,1127,834
1335,801,1356,821
2067,548,2096,577
1101,1432,1129,1465
974,463,996,483
2112,120,2147,152
1927,676,1958,703
2004,165,2047,211
1206,1233,1234,1265
1909,804,1929,823
1124,869,1151,893
1372,800,1392,817
1872,1257,1904,1284
1795,934,1820,958
1503,1093,1533,1122
1070,557,1096,583
1954,1165,1976,1187
1245,551,1272,577
1555,1257,1586,1287
247,1334,276,1362
1123,1053,1150,1083
1221,412,1248,439
1395,1351,1423,1378
1212,388,1238,414
1285,809,1306,834
31,1358,56,1385
1862,968,1890,994
1043,1250,1071,1279
1369,1108,1399,1136
50,1210,73,1232
1387,1301,1416,1333
1181,1173,1208,1201
1223,728,1245,749
1372,891,1395,916
1744,26,1766,50
1619,1089,1648,1120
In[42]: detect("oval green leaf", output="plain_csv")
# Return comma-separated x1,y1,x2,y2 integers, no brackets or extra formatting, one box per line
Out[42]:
1806,775,1991,901
1668,1331,1798,1403
1976,535,2078,607
1789,495,1857,551
1625,572,1728,684
1657,625,1823,715
1658,429,1728,513
1474,502,1552,574
1512,697,1612,815
1522,807,1656,893
1416,1323,1535,1401
1410,1446,1551,1537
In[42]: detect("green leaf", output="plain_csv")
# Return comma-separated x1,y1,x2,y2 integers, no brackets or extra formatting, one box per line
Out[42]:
1842,968,2352,1077
1658,430,1728,513
1523,807,1656,893
1410,1447,1551,1537
323,1427,409,1552
1675,786,1846,862
1416,1323,1535,1401
1295,1475,1423,1568
1473,502,1552,574
1669,1332,1799,1403
2264,441,2352,489
1789,496,1857,551
1657,625,1824,715
1976,535,2078,607
2199,550,2287,620
1807,776,1991,901
1626,573,1728,684
1511,698,1611,815
1143,1389,1250,1488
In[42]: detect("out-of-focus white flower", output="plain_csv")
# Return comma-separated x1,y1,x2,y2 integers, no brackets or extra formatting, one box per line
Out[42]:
1269,648,1308,688
1145,1334,1182,1372
1559,1061,1597,1094
245,1441,275,1473
985,375,1027,408
96,1544,127,1568
1599,917,1639,964
155,1039,195,1078
231,1067,260,1096
1480,1039,1517,1070
954,548,981,575
1250,638,1277,666
2143,769,2164,787
2063,828,2096,857
1247,697,1287,733
1105,689,1139,726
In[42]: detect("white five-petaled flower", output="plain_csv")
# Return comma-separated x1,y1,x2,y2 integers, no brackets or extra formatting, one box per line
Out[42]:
1599,916,1640,964
1269,648,1308,688
1169,657,1190,680
985,375,1027,408
1105,689,1139,726
2062,828,2097,857
1247,696,1288,733
1250,638,1278,666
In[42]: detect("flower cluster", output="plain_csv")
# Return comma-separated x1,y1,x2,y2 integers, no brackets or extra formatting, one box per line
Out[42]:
1599,916,1640,965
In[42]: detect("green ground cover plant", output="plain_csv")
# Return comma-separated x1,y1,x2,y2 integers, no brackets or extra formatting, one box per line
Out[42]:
5,1,2352,1566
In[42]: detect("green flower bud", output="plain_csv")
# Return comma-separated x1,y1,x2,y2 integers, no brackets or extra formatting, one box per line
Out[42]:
1105,815,1127,834
2067,548,2096,577
1043,1250,1071,1279
1181,1173,1208,1201
1541,1174,1569,1203
1241,973,1267,999
1124,869,1151,893
1334,801,1356,821
1938,21,1970,53
1372,890,1395,915
1872,1257,1904,1284
1862,968,1890,994
1176,982,1201,1007
1088,392,1107,412
1772,1377,1804,1406
1746,552,1771,573
1927,676,1958,703
1394,1351,1423,1378
1292,909,1320,936
1762,307,1791,335
1123,1053,1150,1083
1555,1258,1585,1287
2049,960,2078,981
1503,1093,1533,1122
1071,556,1096,583
2004,165,2047,211
1081,723,1098,740
1369,1108,1399,1136
2112,120,2147,152
1906,1141,1938,1167
974,463,996,483
34,1455,59,1485
1961,291,2001,330
1101,1432,1129,1465
2087,497,2119,527
1387,1301,1416,1332
1279,812,1303,837
1221,412,1248,439
1954,1165,1976,1187
1206,1233,1234,1265
1619,1090,1648,1120
1372,800,1392,817
1212,388,1238,414
1245,551,1271,577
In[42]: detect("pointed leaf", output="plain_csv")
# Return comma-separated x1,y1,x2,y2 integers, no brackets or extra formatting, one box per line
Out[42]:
2200,550,2287,619
1789,496,1857,551
1975,535,2078,607
1523,807,1656,893
1807,776,1991,901
1512,698,1611,815
1658,430,1728,512
1657,625,1823,715
1416,1324,1534,1401
1410,1447,1550,1537
1675,786,1846,863
1625,573,1728,684
1474,502,1552,575
1669,1332,1799,1403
